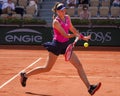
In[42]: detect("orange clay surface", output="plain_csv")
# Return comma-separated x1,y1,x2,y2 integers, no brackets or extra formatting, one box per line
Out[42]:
0,45,120,96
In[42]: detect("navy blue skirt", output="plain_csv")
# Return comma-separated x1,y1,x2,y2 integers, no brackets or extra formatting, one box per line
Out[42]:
43,40,70,56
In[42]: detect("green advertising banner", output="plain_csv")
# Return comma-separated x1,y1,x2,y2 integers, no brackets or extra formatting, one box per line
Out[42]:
76,27,120,46
0,26,53,45
0,26,120,46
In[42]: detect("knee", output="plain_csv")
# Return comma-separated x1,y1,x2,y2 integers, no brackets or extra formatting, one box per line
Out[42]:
42,66,52,72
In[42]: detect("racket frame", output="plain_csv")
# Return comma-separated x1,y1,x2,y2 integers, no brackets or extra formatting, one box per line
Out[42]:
65,37,79,61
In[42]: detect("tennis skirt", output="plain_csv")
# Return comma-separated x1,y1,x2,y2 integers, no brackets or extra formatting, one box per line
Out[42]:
43,40,70,56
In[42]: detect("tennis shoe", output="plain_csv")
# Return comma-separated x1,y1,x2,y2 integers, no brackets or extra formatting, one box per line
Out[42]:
88,82,101,95
20,72,27,87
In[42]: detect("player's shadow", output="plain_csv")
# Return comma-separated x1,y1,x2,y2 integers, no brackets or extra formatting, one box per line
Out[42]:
26,92,52,96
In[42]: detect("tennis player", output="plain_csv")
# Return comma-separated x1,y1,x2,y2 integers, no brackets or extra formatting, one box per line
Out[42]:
20,2,101,95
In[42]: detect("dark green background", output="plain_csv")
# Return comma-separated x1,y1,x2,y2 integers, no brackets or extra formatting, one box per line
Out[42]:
0,26,120,46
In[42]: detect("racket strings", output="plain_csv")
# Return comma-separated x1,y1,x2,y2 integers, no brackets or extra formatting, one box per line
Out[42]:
65,44,73,61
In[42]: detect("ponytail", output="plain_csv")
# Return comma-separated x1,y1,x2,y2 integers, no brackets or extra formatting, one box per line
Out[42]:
52,14,57,20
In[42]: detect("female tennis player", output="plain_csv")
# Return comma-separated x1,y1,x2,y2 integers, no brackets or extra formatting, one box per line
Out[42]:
20,2,101,95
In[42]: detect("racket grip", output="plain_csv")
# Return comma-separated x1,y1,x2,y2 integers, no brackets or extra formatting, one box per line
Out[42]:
73,37,79,45
79,34,84,39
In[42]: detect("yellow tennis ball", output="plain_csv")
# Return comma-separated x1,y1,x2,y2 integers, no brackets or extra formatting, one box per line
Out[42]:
84,42,89,48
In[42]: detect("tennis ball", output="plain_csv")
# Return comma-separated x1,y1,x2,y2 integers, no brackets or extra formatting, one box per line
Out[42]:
84,42,89,48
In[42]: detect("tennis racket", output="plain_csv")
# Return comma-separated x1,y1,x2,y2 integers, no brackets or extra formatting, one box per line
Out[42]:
65,37,79,61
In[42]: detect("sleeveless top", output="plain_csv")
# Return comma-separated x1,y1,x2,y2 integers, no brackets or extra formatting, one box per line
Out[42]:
53,15,70,43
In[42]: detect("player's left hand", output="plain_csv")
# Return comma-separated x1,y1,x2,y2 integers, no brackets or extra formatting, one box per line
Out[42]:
83,35,91,41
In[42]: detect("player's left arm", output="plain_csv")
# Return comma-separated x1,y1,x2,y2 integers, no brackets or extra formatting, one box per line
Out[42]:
68,15,91,41
68,15,80,37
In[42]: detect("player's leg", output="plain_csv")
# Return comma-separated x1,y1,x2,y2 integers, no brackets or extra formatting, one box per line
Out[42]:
69,52,90,89
20,52,58,87
69,52,101,95
26,52,58,77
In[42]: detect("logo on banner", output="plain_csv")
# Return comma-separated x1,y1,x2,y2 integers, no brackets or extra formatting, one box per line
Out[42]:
5,28,42,43
81,29,112,43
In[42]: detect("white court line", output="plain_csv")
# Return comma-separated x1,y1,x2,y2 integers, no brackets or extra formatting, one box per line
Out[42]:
0,57,42,89
40,75,120,79
0,57,39,58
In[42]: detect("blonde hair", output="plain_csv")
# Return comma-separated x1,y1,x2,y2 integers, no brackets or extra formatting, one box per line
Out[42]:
52,2,62,19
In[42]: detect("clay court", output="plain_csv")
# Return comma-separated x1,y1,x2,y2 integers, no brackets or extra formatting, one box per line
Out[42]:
0,45,120,96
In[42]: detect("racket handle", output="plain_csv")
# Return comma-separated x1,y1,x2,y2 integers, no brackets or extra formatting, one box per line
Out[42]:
79,34,84,39
73,37,79,45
